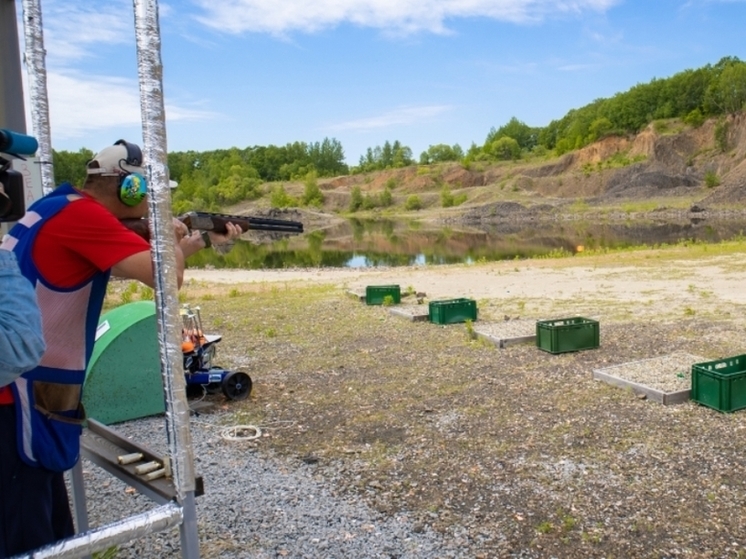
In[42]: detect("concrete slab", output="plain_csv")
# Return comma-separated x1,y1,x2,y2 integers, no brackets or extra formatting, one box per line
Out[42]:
474,319,537,349
347,290,365,302
592,353,705,405
389,307,430,322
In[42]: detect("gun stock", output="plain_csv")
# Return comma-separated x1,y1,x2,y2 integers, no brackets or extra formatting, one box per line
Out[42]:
121,212,304,242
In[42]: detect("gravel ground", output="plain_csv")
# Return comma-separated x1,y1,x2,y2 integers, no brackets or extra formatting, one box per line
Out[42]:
80,250,746,558
592,352,707,393
78,414,460,559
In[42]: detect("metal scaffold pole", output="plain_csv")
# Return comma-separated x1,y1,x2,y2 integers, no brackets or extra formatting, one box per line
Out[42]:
21,0,54,190
131,0,201,557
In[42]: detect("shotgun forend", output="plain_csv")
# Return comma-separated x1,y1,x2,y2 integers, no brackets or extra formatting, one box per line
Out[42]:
121,211,304,241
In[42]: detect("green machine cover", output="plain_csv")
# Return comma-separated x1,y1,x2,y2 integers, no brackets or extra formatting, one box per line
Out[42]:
83,301,164,424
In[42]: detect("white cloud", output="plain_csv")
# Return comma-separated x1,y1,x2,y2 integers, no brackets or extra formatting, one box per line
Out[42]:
15,0,214,142
35,0,134,65
327,105,452,132
40,72,213,140
193,0,621,36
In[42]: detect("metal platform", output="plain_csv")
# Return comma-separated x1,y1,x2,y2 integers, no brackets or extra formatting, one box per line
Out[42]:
80,418,204,504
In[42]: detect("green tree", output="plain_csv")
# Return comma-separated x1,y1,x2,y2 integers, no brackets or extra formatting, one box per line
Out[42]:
354,140,415,173
419,143,464,164
52,148,94,187
587,117,613,142
709,62,746,115
486,117,537,151
486,137,521,160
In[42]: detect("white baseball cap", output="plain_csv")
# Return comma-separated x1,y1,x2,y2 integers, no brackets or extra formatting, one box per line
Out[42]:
87,140,144,176
87,139,178,188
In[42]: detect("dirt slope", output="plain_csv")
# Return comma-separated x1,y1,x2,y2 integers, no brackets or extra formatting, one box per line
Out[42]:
318,113,746,210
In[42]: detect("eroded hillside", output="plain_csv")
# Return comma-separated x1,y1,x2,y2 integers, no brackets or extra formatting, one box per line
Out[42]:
317,113,746,210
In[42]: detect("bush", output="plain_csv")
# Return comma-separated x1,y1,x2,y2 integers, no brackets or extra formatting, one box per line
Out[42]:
404,195,422,211
684,108,705,128
349,186,363,212
704,170,721,188
301,171,324,207
486,136,521,161
441,185,454,208
270,185,297,208
380,187,393,208
715,119,729,152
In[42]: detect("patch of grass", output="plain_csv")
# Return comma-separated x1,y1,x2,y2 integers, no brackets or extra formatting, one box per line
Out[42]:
464,319,477,341
705,170,721,188
569,198,590,213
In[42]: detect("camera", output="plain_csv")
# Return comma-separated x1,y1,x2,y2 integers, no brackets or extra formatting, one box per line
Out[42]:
0,128,39,222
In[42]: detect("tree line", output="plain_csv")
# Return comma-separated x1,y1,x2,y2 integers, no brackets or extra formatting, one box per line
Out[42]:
51,56,746,209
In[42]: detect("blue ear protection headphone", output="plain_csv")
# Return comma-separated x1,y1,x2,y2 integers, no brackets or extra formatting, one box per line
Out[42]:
113,139,148,207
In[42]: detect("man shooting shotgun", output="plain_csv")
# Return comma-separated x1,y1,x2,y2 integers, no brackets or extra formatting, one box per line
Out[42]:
122,211,305,245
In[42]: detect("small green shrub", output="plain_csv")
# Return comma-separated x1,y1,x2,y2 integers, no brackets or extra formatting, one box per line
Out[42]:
684,108,705,128
704,170,721,188
349,185,363,212
405,195,422,211
440,185,454,208
465,319,477,341
301,171,324,207
715,119,729,152
270,185,298,208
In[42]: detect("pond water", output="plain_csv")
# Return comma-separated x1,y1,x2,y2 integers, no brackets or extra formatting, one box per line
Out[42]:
186,216,746,270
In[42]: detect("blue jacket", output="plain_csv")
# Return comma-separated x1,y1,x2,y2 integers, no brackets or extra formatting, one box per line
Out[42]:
0,250,45,386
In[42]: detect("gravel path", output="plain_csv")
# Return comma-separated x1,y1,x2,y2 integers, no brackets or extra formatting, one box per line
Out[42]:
78,412,470,559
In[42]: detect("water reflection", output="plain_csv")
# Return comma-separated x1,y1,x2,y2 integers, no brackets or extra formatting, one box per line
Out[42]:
185,217,746,270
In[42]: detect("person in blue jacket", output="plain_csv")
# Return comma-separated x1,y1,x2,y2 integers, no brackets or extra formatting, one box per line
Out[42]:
0,249,45,385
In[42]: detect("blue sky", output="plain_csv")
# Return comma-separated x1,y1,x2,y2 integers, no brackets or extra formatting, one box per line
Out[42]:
15,0,746,165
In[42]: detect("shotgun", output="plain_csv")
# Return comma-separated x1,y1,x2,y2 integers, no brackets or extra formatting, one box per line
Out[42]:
122,211,304,241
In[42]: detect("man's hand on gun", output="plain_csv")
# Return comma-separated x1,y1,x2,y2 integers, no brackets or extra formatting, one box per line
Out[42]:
173,218,189,242
206,221,243,246
178,220,242,257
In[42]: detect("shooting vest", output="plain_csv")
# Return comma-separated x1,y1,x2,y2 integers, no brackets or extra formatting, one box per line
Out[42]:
0,183,109,471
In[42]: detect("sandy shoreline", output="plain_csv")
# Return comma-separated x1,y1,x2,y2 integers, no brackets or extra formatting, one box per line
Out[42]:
184,252,746,309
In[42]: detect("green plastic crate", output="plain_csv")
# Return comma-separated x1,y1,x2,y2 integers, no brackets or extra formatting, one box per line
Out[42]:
691,355,746,413
536,317,599,354
428,298,477,325
365,285,401,306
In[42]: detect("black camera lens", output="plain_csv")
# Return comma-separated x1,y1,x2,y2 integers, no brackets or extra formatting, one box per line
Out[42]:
0,168,24,221
0,190,11,217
